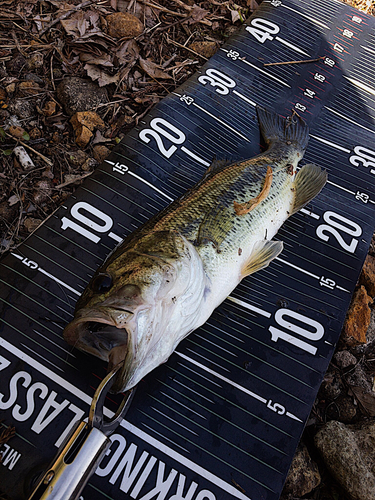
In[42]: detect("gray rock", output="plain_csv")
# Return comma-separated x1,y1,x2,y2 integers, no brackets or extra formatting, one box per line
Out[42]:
337,396,357,423
315,420,375,500
283,442,321,497
334,350,357,369
8,98,36,120
345,363,372,392
320,371,344,400
57,77,108,116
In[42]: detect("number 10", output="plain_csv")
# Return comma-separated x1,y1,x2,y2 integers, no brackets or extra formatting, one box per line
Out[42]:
269,309,324,355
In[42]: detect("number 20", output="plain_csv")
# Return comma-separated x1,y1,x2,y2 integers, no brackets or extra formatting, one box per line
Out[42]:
316,211,362,253
139,118,186,158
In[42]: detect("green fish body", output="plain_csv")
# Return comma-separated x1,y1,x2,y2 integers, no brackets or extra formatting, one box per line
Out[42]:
63,107,327,393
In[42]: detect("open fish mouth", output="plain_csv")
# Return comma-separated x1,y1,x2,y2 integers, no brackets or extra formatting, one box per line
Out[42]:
64,317,130,386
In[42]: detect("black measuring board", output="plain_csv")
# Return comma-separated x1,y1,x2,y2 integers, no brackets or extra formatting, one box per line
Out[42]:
1,0,375,499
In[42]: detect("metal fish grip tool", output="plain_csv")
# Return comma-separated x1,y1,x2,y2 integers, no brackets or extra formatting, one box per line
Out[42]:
27,366,134,500
2,0,375,499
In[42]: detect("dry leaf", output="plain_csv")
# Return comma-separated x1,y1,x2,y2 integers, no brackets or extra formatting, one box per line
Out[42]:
351,386,375,416
60,18,79,36
230,9,241,23
8,194,20,206
34,15,51,31
116,39,140,65
76,11,88,37
190,5,210,23
8,125,27,139
24,218,42,233
139,58,172,80
92,130,113,145
80,53,113,67
84,64,120,87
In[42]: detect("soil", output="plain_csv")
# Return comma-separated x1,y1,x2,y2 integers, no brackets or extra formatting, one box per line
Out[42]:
1,1,375,499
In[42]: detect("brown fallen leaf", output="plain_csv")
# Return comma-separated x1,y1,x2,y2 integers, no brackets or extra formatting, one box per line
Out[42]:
189,5,210,23
139,57,172,80
80,53,113,67
350,386,375,416
115,39,140,66
84,64,120,87
24,218,42,233
8,125,28,140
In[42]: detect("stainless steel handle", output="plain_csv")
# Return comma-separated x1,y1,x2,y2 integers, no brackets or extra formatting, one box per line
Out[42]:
28,422,109,500
27,364,135,500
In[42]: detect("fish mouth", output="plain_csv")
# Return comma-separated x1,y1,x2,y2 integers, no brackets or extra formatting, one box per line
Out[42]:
63,315,130,392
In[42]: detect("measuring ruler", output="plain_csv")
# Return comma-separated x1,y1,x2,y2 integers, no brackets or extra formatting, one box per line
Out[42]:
1,1,375,499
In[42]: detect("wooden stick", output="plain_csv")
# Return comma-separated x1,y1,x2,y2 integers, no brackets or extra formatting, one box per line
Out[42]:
5,133,53,167
264,56,325,67
166,35,208,61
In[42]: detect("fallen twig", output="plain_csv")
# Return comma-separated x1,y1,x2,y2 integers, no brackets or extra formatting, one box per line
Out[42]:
166,35,208,61
5,132,53,167
264,56,325,67
55,172,92,189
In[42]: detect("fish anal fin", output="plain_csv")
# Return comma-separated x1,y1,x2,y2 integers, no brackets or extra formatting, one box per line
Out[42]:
234,166,273,216
292,163,327,215
241,240,283,278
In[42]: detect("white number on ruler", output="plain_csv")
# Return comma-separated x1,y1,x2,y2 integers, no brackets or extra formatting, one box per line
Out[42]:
314,73,326,83
320,276,336,290
19,258,38,269
349,145,375,174
267,400,285,414
269,309,324,355
316,211,362,253
61,202,113,243
245,18,280,44
139,118,186,159
198,68,236,95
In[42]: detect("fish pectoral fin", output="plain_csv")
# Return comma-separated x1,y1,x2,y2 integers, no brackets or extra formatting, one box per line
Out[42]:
234,166,273,216
196,203,233,251
291,163,327,215
241,240,283,278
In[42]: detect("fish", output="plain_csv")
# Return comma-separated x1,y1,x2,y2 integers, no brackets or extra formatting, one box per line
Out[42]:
63,106,327,393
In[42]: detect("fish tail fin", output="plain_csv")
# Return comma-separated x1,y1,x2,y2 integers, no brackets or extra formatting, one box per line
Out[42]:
256,106,309,151
291,163,327,215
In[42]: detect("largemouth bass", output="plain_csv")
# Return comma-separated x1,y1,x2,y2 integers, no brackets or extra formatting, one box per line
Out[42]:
63,107,327,393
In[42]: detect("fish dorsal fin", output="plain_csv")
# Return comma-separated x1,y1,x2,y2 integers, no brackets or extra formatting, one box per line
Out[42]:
241,240,283,278
205,156,232,176
196,202,233,251
291,163,327,215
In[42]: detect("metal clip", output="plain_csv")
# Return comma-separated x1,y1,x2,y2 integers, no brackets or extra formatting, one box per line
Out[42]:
27,364,134,500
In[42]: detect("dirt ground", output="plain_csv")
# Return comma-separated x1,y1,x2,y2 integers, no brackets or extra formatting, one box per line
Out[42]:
1,1,375,499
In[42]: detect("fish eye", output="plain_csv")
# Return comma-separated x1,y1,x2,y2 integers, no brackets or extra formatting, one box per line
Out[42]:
91,273,113,293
